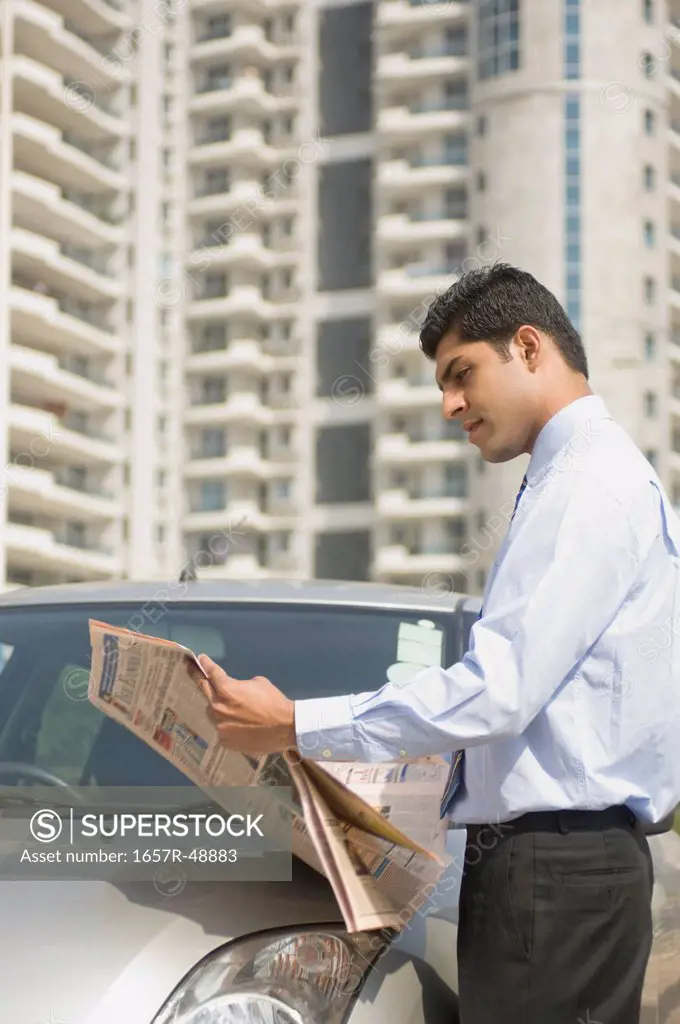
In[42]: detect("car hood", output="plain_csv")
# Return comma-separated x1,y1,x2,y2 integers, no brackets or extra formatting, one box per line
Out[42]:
0,861,342,1024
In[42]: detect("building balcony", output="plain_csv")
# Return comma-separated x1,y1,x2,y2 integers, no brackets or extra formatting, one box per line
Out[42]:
13,113,126,195
192,0,299,11
189,75,279,118
378,264,459,298
187,339,264,373
263,493,298,517
670,330,680,365
378,158,468,192
197,555,274,580
13,56,126,142
184,392,273,427
10,285,119,358
187,284,275,322
189,179,259,217
376,0,469,30
266,391,296,409
375,322,421,353
12,227,120,304
6,463,121,522
377,212,467,245
6,521,120,579
376,51,468,83
378,104,469,138
670,389,680,421
376,487,469,519
12,170,123,249
375,432,465,463
43,0,131,34
670,279,680,312
190,232,284,272
191,24,278,64
374,543,468,577
376,378,441,409
8,402,122,466
14,0,130,92
189,179,300,219
184,447,270,479
189,128,283,169
11,344,121,413
183,500,266,534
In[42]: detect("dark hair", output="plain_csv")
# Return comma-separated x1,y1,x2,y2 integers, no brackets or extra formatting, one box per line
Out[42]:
419,262,589,379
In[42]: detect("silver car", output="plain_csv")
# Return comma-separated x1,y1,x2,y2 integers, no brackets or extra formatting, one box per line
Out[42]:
0,579,677,1024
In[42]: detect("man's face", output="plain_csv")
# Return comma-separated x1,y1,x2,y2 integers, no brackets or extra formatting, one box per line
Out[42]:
434,330,536,463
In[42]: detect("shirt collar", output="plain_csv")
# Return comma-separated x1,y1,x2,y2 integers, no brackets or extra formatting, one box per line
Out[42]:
526,394,613,484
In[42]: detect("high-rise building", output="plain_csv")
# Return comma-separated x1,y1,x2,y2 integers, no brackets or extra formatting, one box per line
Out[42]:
0,0,676,595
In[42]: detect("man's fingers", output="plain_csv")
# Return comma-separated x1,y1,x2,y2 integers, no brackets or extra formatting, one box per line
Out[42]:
197,676,214,705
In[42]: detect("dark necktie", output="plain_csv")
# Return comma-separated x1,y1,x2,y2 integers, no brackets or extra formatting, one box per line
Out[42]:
439,473,528,818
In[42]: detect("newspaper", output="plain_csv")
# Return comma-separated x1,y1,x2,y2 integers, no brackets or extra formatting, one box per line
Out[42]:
87,618,451,934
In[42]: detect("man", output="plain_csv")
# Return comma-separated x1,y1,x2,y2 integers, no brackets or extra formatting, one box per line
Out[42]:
189,264,680,1023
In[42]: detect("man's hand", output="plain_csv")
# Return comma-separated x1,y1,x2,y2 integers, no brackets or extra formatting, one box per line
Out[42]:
188,655,296,755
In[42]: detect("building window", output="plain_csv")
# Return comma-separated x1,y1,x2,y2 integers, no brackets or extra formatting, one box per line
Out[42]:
204,64,231,93
644,332,656,360
641,52,655,78
198,480,226,511
477,114,487,136
199,427,226,458
203,13,231,40
446,187,468,218
444,463,468,498
197,323,227,352
477,171,487,191
564,92,581,328
644,109,655,135
644,276,656,303
443,134,468,165
644,164,656,191
644,220,656,247
202,272,227,298
643,0,653,21
645,449,657,469
446,518,467,551
644,391,658,417
564,0,580,80
199,377,226,404
477,0,520,80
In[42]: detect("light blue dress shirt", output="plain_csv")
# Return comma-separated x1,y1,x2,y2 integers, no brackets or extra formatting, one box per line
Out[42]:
295,395,680,825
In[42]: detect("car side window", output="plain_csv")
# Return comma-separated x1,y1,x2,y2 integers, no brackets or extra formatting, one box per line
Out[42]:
34,663,104,786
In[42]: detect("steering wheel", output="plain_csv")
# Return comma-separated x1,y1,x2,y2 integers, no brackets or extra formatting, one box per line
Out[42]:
0,762,87,804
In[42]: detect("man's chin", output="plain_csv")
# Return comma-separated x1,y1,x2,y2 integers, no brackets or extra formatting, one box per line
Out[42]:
477,442,516,465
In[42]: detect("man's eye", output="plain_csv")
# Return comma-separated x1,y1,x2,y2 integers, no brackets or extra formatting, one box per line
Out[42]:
457,368,470,381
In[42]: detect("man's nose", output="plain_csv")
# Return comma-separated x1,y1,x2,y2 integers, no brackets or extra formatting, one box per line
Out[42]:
442,391,465,420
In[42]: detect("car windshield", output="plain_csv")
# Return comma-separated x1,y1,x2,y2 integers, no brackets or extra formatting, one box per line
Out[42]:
0,601,450,793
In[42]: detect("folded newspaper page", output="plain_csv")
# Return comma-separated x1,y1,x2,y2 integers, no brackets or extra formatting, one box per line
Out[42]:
87,618,451,933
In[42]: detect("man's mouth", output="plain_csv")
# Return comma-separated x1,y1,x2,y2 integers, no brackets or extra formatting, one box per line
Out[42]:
463,419,483,436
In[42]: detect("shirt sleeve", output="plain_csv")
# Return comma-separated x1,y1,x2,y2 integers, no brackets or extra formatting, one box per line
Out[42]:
294,471,651,762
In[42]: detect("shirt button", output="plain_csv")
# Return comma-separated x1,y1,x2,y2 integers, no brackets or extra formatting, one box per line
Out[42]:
322,748,332,758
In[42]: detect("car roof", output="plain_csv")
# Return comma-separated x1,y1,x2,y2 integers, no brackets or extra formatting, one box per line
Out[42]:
0,577,469,614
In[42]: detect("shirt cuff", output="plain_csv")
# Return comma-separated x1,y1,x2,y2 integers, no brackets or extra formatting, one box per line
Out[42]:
293,695,360,761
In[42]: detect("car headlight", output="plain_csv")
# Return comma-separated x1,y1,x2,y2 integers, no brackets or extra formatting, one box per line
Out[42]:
151,925,389,1024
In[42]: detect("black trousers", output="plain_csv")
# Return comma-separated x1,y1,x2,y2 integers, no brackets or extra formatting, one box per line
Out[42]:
457,806,654,1024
